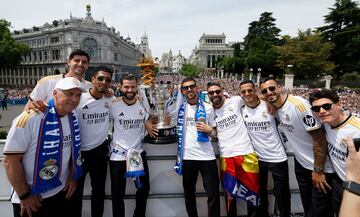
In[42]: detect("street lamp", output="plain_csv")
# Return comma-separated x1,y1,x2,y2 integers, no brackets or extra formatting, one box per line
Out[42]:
257,68,261,86
286,64,293,74
249,68,253,80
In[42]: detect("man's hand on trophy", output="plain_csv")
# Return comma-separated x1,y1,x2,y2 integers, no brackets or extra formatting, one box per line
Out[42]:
145,116,159,138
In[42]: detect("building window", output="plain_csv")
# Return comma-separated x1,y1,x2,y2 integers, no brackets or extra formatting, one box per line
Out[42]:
52,50,60,60
82,38,98,60
44,51,48,61
50,37,60,43
114,53,118,62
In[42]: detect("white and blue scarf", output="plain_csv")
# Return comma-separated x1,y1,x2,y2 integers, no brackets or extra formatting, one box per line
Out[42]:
32,99,83,194
174,96,209,175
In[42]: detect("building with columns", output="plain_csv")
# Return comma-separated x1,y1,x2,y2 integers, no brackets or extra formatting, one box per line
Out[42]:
189,33,233,68
0,4,143,86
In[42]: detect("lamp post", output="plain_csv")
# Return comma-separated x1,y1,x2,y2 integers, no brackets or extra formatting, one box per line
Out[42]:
249,68,253,80
285,64,294,90
257,68,261,86
286,64,293,74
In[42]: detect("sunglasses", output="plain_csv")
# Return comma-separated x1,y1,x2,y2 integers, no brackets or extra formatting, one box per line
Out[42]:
181,84,196,91
97,76,112,83
261,86,276,94
208,90,222,95
311,103,334,112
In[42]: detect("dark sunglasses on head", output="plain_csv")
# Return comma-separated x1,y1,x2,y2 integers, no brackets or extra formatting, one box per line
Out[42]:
311,103,334,112
181,84,196,90
208,90,222,95
97,76,112,83
261,86,276,94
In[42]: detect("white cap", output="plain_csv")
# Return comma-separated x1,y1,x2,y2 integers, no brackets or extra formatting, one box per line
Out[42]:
54,77,87,92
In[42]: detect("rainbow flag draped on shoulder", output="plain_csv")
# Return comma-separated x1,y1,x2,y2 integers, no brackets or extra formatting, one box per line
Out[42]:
220,152,260,207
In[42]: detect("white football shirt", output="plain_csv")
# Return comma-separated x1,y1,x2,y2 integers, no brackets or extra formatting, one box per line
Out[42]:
277,95,334,172
4,111,72,203
242,100,287,162
76,92,115,151
324,115,360,181
214,96,254,157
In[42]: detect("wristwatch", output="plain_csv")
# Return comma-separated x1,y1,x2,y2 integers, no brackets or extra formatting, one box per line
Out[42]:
314,166,324,173
343,181,360,196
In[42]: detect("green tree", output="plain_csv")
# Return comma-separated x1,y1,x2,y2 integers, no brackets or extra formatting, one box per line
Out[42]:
0,19,30,67
180,64,199,77
241,12,283,77
318,0,360,78
275,29,336,79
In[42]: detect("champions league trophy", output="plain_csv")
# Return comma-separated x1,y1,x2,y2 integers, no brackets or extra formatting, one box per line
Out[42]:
138,59,177,144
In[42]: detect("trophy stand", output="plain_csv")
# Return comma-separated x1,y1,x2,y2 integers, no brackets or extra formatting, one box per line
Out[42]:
138,59,178,144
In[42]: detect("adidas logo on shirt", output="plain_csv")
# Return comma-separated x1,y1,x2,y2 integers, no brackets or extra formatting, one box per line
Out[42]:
82,105,89,109
119,112,124,116
244,114,248,118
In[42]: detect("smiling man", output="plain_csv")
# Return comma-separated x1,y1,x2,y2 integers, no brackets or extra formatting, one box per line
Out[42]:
309,89,360,216
260,78,335,217
70,66,115,217
239,80,290,217
207,82,259,217
3,77,86,217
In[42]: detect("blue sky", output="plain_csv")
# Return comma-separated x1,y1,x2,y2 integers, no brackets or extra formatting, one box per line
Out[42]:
1,0,336,58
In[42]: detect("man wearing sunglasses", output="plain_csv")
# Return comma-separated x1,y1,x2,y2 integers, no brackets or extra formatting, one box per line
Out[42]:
174,77,220,217
260,78,335,217
207,82,259,217
309,89,360,216
69,66,115,217
239,80,290,217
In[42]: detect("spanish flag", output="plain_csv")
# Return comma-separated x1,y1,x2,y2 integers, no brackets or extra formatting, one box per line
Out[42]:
220,153,260,207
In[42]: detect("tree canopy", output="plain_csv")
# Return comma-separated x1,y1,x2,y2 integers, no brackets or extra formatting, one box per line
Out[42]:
275,29,336,79
0,19,30,67
180,64,199,77
318,0,360,78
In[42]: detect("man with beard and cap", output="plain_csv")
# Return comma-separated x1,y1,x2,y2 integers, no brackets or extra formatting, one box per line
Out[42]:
260,78,335,217
309,89,360,216
239,80,290,217
108,74,150,217
69,66,116,217
206,82,259,217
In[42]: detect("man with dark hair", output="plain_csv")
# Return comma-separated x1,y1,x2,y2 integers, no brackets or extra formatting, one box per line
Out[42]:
309,89,360,216
174,77,220,217
3,77,86,217
239,80,290,217
24,49,92,112
69,66,115,217
109,74,151,217
260,78,335,217
207,82,259,217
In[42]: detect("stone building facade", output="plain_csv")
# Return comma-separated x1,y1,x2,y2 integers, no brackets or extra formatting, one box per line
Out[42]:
189,33,233,68
0,5,143,86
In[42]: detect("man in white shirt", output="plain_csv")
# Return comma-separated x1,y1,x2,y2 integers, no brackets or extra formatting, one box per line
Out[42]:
24,49,92,112
70,66,115,217
239,80,290,217
207,82,259,217
3,77,86,217
309,89,360,216
260,78,335,217
175,78,220,217
109,74,150,217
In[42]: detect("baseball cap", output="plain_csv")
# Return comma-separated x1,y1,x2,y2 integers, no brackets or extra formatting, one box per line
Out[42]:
54,77,87,92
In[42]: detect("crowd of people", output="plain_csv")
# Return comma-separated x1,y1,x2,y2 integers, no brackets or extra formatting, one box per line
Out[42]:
2,49,360,217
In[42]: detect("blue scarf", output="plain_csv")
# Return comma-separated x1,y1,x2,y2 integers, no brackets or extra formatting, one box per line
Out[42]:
174,96,209,175
32,99,83,194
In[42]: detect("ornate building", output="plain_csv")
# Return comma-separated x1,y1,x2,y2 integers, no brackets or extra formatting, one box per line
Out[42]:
159,49,186,73
189,33,233,68
0,4,143,86
139,33,152,59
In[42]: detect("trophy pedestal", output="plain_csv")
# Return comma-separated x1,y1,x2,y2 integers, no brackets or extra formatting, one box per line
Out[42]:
144,126,178,144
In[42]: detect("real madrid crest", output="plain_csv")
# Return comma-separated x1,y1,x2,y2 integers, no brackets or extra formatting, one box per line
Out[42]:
39,159,58,180
262,111,268,118
105,102,110,108
139,109,144,116
130,153,141,168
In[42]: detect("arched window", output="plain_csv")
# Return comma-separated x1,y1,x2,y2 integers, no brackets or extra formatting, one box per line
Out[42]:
82,38,98,60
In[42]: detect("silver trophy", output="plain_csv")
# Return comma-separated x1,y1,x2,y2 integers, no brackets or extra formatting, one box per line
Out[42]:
140,81,177,144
